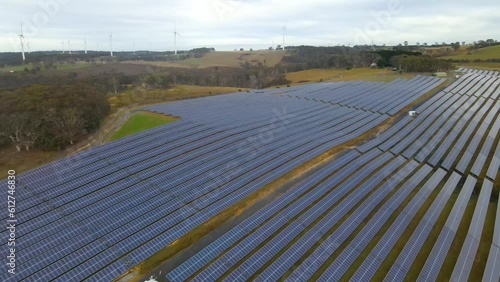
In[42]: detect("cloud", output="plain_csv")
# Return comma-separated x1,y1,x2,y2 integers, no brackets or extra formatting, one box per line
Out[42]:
0,0,498,52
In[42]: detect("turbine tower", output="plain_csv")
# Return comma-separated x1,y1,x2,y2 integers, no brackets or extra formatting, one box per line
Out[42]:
282,24,286,51
173,22,181,55
19,25,26,61
61,41,65,54
68,40,71,54
109,33,113,57
84,39,87,54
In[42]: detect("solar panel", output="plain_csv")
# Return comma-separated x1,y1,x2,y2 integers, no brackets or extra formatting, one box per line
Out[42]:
385,172,461,282
451,180,492,282
417,175,477,282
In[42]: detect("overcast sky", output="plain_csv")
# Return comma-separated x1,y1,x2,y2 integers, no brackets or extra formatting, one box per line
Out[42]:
1,0,499,52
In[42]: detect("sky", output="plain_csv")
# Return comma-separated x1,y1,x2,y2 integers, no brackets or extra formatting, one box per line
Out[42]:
0,0,499,53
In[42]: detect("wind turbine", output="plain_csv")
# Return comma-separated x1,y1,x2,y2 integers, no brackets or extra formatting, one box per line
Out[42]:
61,41,65,54
282,24,286,51
84,39,87,54
173,22,181,55
109,33,113,57
19,24,26,61
68,40,71,54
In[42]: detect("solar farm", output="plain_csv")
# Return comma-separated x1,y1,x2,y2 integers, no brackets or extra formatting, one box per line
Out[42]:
3,71,500,282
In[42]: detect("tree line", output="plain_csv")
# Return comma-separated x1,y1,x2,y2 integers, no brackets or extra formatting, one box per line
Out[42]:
281,46,453,72
281,46,380,71
0,83,109,151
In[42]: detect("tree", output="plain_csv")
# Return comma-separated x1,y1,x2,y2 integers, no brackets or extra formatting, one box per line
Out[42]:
240,48,244,51
48,108,85,145
0,114,40,151
0,114,26,152
376,58,387,68
451,42,460,51
404,41,408,47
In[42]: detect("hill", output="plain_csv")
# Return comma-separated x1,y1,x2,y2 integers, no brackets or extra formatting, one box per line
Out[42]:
441,45,500,60
123,50,286,69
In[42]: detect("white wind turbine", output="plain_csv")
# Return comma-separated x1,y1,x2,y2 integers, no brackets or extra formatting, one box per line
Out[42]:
61,41,65,54
68,40,71,54
109,33,113,56
19,24,26,61
84,39,87,54
173,22,181,55
282,24,286,51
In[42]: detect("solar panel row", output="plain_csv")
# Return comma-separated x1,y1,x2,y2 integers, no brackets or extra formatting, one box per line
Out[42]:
482,183,500,281
451,180,492,282
458,68,500,77
417,175,477,282
384,172,462,281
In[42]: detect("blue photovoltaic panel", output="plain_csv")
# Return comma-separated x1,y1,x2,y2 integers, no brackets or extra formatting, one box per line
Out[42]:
451,180,492,282
417,175,476,282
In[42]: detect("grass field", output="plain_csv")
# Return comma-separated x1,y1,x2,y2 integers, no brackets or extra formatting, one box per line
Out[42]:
51,63,95,71
456,61,500,70
124,50,286,69
0,149,60,179
0,64,30,73
442,45,500,60
0,62,95,74
110,111,179,141
286,68,416,84
108,84,248,110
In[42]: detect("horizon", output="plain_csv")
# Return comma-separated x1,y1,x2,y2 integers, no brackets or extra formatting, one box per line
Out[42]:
1,0,499,53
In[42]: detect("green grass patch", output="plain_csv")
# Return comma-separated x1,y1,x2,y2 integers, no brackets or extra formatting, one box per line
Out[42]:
110,111,178,141
0,64,32,73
